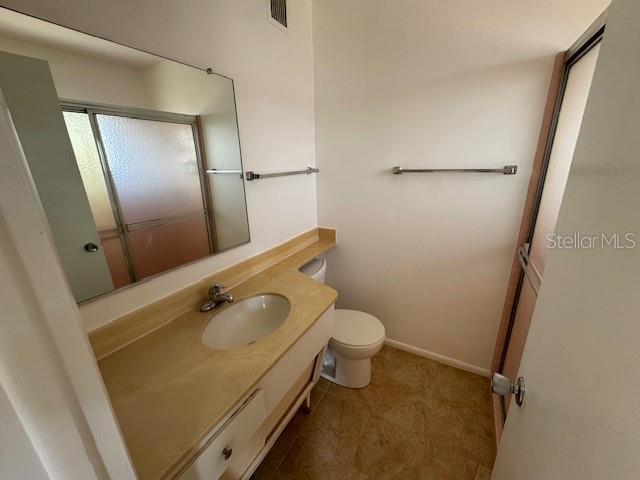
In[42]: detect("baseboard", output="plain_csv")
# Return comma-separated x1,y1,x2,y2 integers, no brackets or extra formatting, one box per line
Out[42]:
384,338,490,377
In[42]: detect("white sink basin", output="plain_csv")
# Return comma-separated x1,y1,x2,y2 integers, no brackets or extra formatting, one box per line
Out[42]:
201,294,291,350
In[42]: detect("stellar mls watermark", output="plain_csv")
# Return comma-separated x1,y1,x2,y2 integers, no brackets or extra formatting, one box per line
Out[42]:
546,232,637,249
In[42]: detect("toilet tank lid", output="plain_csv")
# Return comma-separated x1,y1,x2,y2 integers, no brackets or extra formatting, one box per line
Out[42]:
299,257,325,277
333,309,386,347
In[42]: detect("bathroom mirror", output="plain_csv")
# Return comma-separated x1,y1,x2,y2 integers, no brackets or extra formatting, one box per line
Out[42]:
0,9,250,303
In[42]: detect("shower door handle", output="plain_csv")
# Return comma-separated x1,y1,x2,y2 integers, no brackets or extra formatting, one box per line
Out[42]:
84,242,99,252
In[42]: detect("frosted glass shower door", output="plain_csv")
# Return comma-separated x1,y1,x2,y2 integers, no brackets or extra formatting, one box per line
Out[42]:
63,110,132,289
96,114,212,279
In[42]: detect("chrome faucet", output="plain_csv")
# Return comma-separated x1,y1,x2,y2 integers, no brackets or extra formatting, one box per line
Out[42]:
200,283,234,312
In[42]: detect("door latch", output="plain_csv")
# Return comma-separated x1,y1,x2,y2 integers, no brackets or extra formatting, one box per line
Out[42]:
492,373,525,407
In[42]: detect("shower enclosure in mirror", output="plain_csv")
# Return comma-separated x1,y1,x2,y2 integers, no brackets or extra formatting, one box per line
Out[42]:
0,9,250,302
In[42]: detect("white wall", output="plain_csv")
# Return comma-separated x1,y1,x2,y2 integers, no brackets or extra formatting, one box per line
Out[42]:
313,0,609,371
0,0,318,330
0,386,48,479
0,88,136,479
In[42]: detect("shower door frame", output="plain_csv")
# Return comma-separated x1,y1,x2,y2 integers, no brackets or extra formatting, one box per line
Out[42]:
490,15,606,444
62,100,216,285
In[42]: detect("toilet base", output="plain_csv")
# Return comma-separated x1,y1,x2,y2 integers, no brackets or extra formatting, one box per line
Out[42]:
320,346,372,389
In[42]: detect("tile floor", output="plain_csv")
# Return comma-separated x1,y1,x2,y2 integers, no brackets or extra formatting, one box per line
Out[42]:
252,345,495,480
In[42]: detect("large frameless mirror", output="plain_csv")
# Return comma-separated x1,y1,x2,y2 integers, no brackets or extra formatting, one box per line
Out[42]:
0,9,250,302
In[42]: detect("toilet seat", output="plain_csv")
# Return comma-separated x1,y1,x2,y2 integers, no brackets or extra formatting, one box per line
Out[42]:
330,309,385,349
330,336,385,352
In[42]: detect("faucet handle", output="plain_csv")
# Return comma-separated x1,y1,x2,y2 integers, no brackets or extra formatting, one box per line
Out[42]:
209,283,225,296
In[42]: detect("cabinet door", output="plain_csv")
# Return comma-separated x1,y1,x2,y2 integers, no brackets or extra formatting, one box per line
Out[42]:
179,389,266,480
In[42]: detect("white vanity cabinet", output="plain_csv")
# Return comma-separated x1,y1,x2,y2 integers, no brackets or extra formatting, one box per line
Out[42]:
179,389,266,480
173,304,335,480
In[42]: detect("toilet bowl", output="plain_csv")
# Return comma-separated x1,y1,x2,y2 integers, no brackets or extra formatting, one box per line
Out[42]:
300,258,385,388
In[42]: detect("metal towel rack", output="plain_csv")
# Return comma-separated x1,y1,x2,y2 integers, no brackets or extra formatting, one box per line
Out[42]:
206,169,243,177
206,169,243,174
245,166,319,181
392,165,518,175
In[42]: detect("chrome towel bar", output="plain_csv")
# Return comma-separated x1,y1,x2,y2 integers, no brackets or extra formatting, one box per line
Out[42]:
392,165,517,175
206,169,243,175
245,166,319,181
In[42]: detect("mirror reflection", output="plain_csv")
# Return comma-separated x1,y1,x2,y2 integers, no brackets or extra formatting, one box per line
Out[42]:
0,10,250,302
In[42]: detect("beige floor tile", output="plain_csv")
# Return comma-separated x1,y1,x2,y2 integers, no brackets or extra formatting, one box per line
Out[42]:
314,377,331,393
300,377,330,412
255,346,496,480
474,464,493,480
424,385,495,467
276,458,370,480
271,394,373,478
326,368,427,434
352,414,426,478
300,392,370,438
251,409,308,480
435,363,492,413
372,345,440,392
372,463,429,480
420,447,478,480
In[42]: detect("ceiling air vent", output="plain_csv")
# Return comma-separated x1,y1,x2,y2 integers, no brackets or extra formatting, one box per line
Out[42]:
269,0,288,30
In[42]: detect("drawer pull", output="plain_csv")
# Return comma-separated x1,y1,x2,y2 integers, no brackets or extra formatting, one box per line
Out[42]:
222,447,233,460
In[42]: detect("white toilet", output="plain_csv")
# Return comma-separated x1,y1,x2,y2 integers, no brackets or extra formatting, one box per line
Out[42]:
300,258,385,388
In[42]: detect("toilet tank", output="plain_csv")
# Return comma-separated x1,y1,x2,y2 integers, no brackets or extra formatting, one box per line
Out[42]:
299,258,326,283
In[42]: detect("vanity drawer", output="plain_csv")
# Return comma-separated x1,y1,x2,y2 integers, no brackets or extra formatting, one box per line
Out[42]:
178,389,266,480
